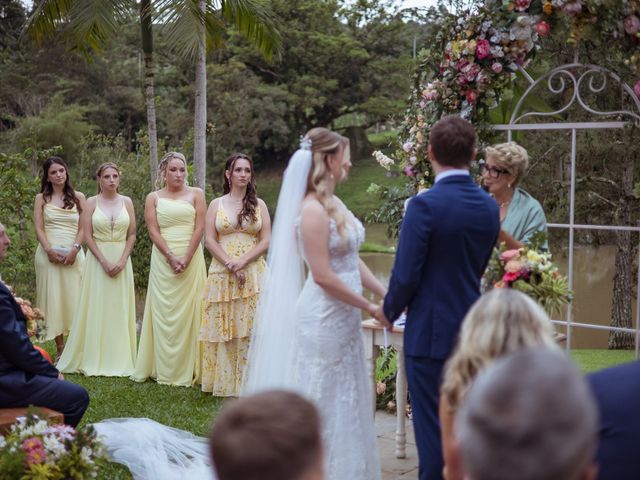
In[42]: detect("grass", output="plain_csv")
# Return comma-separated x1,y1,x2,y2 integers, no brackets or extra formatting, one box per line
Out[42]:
34,340,636,477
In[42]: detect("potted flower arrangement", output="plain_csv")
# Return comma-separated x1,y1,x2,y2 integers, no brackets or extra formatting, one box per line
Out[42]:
484,233,572,316
0,411,106,479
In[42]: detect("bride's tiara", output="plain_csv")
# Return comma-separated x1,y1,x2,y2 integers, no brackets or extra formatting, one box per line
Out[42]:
299,136,312,151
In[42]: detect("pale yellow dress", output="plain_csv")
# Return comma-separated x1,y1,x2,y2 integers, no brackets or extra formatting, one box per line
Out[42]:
132,197,207,386
57,202,136,376
35,203,85,341
200,201,266,396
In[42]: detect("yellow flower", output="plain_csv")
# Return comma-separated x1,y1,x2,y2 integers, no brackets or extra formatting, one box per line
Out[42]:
543,1,552,15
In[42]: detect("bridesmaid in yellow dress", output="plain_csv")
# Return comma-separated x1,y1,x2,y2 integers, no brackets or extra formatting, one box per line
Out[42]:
132,152,207,386
58,162,137,376
200,153,271,396
34,156,85,358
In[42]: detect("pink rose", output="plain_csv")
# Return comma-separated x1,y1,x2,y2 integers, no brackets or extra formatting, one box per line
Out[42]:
491,62,503,74
465,89,478,104
475,39,491,60
625,15,640,35
502,271,521,283
500,249,520,261
514,0,531,11
534,20,551,36
634,80,640,99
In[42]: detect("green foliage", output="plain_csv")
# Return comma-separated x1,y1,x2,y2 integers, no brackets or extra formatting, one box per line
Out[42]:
9,96,95,162
365,184,412,239
0,147,61,297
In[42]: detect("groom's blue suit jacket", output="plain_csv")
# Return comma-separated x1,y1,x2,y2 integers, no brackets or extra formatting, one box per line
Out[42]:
384,174,500,359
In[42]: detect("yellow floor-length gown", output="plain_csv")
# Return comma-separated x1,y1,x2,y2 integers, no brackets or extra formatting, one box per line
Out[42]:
200,201,266,396
132,197,207,386
57,202,137,376
35,203,85,341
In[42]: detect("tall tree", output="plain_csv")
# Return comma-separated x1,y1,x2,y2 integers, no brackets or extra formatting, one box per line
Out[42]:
25,0,161,185
158,0,281,190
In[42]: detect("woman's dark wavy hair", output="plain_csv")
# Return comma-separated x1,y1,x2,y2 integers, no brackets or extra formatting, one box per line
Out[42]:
222,153,257,227
40,156,81,212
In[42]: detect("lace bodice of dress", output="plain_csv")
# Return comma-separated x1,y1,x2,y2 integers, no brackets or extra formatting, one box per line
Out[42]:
298,211,365,276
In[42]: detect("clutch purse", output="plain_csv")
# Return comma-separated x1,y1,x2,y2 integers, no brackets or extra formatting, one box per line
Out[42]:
51,245,71,256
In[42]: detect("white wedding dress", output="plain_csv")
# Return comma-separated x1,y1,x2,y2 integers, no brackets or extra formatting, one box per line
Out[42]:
291,214,381,480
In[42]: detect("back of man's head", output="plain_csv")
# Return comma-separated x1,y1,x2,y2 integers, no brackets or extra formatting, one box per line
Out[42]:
429,115,476,168
456,348,598,480
209,390,323,480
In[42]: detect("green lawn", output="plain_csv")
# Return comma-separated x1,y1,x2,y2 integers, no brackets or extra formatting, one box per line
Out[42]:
33,339,636,477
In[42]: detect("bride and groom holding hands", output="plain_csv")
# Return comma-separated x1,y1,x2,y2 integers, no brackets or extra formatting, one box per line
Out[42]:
245,115,499,480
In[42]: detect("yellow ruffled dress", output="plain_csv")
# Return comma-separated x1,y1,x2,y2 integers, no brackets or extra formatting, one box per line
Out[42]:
35,203,85,341
200,201,266,396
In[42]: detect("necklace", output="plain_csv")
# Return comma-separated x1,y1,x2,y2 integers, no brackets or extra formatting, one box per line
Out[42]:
499,200,510,208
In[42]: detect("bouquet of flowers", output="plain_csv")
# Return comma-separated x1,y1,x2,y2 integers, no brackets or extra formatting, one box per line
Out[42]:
484,236,572,316
0,411,106,479
4,284,47,342
16,297,46,342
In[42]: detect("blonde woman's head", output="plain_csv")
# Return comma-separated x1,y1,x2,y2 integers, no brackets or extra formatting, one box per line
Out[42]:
484,142,529,186
304,127,351,239
156,151,188,190
442,289,557,411
95,162,121,194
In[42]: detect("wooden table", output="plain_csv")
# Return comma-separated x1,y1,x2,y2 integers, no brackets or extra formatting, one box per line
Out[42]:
0,407,63,435
362,319,408,459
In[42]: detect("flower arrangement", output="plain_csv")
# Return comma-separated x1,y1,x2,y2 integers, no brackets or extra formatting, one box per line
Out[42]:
379,0,640,193
5,284,46,342
484,237,572,316
0,411,106,479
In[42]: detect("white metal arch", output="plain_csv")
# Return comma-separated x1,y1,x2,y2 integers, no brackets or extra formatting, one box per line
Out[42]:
491,59,640,356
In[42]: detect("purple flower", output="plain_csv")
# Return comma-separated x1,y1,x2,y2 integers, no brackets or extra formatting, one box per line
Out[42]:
403,165,416,177
562,1,582,16
625,15,640,35
402,141,414,153
475,39,492,60
634,80,640,100
491,62,503,74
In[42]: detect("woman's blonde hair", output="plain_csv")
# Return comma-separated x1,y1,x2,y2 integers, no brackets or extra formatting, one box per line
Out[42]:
305,127,349,240
155,151,188,190
95,162,120,194
441,289,557,412
484,141,529,186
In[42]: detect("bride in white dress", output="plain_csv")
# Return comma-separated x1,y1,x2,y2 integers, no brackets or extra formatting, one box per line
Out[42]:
244,127,387,480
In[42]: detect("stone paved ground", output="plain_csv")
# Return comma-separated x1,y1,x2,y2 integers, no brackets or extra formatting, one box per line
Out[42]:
375,411,419,479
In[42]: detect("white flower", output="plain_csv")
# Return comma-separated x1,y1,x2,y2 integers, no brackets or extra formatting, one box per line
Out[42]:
44,434,66,458
373,151,395,170
80,446,93,463
0,436,6,449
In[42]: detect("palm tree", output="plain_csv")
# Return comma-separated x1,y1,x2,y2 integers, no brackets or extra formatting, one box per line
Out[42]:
25,0,160,185
158,0,281,191
25,0,281,191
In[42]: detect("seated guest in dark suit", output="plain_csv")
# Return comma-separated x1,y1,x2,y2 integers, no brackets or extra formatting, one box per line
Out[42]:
0,221,89,427
588,360,640,480
455,349,598,480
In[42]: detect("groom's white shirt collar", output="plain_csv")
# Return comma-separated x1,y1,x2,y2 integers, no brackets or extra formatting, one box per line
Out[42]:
435,169,469,183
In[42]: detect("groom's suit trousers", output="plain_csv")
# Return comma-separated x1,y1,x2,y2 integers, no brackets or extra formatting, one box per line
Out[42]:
405,355,445,480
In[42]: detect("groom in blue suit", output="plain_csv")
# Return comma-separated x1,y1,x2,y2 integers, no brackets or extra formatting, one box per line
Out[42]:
380,116,500,480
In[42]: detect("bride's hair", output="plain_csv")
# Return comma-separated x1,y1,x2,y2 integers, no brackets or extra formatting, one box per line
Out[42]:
305,127,348,240
441,289,557,412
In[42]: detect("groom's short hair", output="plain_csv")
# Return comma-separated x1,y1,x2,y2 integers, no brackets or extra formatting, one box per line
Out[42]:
456,349,598,480
209,390,323,480
429,116,476,168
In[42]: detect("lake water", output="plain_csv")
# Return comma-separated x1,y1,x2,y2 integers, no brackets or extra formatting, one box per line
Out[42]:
361,224,633,349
